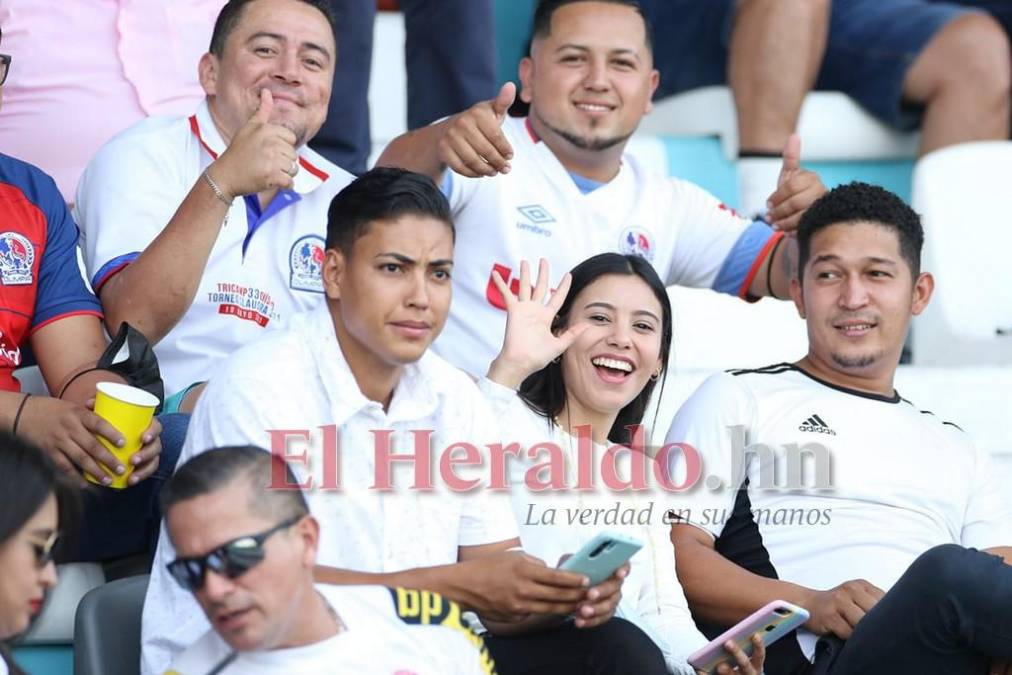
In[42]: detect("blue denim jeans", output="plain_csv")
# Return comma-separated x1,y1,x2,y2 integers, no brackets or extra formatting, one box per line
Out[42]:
67,412,189,563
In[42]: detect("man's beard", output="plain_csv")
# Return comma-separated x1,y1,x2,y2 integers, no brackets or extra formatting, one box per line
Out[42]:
830,350,882,369
535,110,631,152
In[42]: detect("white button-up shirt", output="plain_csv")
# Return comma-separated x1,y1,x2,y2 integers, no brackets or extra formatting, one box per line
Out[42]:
141,306,518,675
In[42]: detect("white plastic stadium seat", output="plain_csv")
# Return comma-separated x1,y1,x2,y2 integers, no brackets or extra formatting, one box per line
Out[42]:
638,86,919,161
910,141,1012,365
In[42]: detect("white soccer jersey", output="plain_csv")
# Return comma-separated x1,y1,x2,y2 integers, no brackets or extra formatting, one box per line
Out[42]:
664,363,1012,665
435,116,779,376
165,585,496,675
75,100,353,396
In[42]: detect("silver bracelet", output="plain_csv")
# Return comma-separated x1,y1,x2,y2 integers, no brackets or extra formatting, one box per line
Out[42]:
201,169,233,207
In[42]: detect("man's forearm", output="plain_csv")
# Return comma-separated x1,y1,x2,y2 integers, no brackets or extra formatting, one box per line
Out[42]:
375,120,450,183
675,534,814,625
100,176,231,344
314,562,481,609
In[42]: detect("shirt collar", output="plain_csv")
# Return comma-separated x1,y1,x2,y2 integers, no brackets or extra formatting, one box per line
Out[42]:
189,99,332,195
303,305,442,425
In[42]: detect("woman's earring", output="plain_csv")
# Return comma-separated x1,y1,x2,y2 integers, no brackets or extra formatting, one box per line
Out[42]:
650,369,661,380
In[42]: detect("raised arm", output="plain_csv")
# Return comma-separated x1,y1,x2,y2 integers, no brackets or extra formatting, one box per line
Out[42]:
95,90,298,344
377,82,516,184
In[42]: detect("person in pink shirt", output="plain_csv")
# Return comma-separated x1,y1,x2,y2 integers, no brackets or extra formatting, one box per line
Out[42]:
0,0,226,202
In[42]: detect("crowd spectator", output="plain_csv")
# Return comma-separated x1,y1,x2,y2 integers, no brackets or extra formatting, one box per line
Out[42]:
312,0,498,174
0,432,79,675
0,0,226,202
74,0,354,406
140,168,632,675
481,254,765,674
667,183,1012,674
160,446,497,674
639,0,1012,215
378,0,827,378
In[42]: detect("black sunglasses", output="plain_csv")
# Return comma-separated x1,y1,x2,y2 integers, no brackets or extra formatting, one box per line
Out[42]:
0,26,10,86
31,530,60,569
167,515,302,592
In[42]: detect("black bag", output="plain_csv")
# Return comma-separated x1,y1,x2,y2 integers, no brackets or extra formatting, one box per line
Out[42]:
96,323,164,406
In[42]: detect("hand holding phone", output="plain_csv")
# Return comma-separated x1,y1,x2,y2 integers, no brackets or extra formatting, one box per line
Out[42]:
688,600,809,674
557,531,643,586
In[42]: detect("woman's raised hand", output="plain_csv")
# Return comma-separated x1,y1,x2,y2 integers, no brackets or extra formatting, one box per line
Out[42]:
486,258,588,389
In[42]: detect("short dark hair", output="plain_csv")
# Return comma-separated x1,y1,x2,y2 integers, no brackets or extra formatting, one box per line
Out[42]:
208,0,336,58
797,182,924,278
325,167,454,253
161,446,309,524
518,253,672,444
530,0,653,53
0,431,79,563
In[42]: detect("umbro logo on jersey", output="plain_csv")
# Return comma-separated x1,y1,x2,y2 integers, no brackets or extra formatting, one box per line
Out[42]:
799,414,836,435
517,204,556,224
516,205,554,237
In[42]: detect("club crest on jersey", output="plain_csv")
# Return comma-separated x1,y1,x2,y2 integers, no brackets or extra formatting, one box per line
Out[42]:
289,235,325,293
618,227,655,262
0,232,35,285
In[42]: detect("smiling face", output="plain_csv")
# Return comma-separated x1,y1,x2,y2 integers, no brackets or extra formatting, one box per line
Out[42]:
324,214,454,386
0,494,58,640
519,1,658,158
558,274,664,433
791,221,933,390
199,0,335,146
166,479,317,652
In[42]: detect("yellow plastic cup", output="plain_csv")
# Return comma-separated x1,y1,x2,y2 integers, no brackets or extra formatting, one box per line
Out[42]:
84,382,159,489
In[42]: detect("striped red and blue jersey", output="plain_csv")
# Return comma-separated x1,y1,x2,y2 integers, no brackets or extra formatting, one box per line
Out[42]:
0,154,102,391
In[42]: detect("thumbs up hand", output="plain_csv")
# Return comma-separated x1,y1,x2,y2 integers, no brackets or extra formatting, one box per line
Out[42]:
437,82,517,178
211,88,300,199
764,134,826,232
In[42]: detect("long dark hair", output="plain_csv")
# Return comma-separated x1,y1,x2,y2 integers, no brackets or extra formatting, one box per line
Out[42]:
0,430,79,670
518,253,673,444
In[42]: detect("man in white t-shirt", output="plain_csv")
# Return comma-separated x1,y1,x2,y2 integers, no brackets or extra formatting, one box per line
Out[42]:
142,169,653,675
75,0,354,403
377,0,827,377
666,182,1012,674
160,446,496,675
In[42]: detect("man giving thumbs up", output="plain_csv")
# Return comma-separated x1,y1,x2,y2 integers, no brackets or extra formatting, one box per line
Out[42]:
378,0,825,378
75,0,354,403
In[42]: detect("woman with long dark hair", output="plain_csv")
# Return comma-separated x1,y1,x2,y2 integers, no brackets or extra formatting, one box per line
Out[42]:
0,431,79,675
481,254,763,675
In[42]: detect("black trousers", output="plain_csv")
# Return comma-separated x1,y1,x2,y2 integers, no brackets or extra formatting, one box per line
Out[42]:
813,544,1012,675
483,617,669,675
314,0,497,174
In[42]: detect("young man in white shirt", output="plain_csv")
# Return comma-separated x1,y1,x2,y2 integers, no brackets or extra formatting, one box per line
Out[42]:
75,0,355,403
160,445,496,675
666,182,1012,674
377,0,828,377
143,168,660,675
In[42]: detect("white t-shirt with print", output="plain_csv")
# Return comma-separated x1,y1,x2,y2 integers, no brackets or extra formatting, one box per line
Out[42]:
164,584,495,675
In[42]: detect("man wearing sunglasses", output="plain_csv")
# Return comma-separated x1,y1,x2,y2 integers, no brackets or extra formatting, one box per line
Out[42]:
160,445,496,674
0,26,166,564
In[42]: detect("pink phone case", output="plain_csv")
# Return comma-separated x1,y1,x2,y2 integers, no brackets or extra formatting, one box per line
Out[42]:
687,600,809,674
